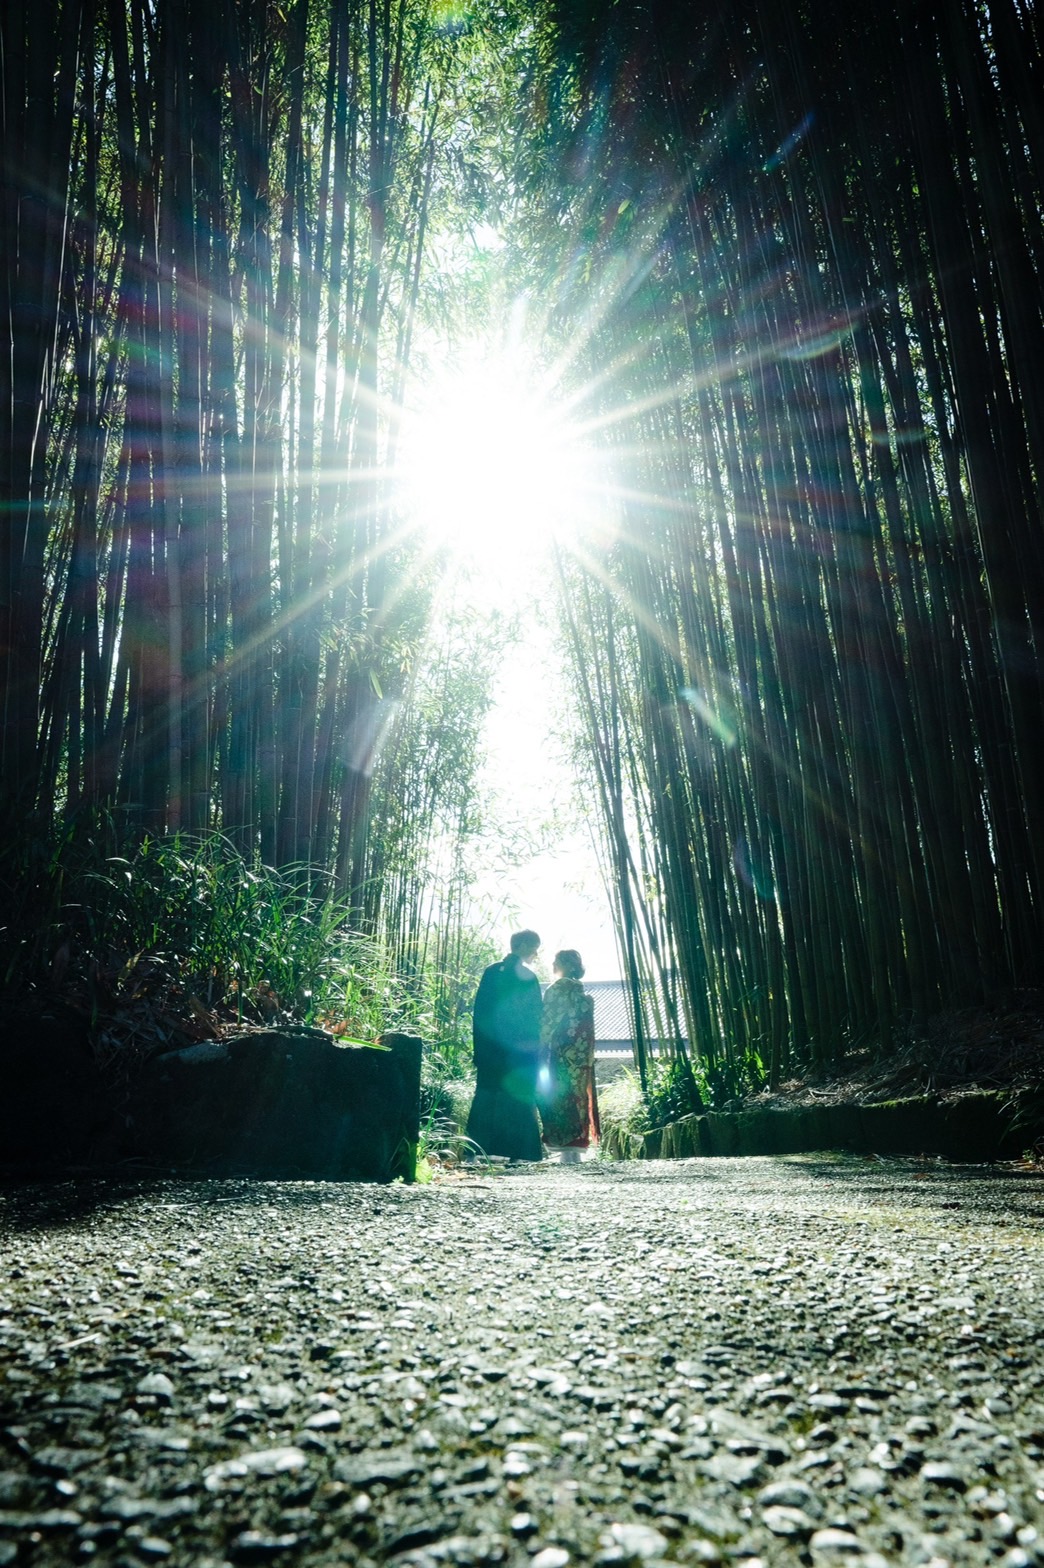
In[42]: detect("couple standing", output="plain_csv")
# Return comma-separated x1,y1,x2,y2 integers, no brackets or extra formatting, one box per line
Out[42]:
465,929,600,1163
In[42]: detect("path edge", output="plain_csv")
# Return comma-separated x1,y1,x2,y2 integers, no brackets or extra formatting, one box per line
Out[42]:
602,1089,1043,1163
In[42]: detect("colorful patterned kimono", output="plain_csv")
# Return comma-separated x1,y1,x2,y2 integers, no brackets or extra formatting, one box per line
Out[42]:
539,977,600,1149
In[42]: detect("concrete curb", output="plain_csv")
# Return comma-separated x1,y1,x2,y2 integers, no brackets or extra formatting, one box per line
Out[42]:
602,1089,1039,1163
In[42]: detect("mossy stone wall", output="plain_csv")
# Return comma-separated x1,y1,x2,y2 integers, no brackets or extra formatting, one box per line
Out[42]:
1,1018,422,1182
604,1092,1032,1163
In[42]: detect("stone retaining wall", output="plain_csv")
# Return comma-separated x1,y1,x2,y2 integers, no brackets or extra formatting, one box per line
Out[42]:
602,1090,1036,1163
132,1030,422,1181
0,1010,422,1182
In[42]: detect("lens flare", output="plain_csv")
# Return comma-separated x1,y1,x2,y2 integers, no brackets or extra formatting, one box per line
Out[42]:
396,348,599,570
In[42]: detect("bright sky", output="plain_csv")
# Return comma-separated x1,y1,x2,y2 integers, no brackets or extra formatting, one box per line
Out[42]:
469,615,623,984
396,327,624,983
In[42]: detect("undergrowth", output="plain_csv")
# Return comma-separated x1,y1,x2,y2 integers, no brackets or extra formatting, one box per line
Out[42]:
598,1056,707,1148
598,1071,650,1145
0,824,489,1071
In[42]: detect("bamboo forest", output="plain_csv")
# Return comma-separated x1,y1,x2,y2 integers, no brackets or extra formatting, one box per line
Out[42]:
3,0,1044,1120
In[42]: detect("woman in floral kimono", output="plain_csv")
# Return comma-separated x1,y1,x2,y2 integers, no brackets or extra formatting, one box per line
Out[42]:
539,949,599,1161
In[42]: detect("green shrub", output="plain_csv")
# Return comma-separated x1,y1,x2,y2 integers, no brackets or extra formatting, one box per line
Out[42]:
0,822,500,1083
644,1056,704,1126
71,834,418,1033
420,1068,474,1128
598,1055,708,1153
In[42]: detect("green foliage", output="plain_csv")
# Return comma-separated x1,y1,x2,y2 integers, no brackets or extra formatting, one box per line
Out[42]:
642,1057,704,1126
76,834,416,1032
370,606,513,959
0,802,509,1111
598,1055,712,1152
416,1108,488,1172
421,1067,476,1126
597,1069,649,1145
0,824,432,1046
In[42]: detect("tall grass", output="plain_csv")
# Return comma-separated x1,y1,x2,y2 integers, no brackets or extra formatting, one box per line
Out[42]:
0,824,497,1096
76,835,405,1030
2,828,418,1041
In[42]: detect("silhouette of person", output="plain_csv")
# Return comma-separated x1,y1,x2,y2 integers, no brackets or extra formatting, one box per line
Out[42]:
539,947,599,1162
465,929,544,1161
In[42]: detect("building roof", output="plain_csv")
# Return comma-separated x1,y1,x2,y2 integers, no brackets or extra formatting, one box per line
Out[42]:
585,979,635,1043
583,979,688,1050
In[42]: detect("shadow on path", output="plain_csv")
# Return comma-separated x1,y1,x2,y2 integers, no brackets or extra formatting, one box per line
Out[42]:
796,1153,1044,1226
0,1174,389,1235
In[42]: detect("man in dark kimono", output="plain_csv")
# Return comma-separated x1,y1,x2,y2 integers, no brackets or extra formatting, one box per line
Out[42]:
465,929,543,1161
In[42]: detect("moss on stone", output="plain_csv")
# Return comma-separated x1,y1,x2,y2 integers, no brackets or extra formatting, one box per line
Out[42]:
624,1086,1036,1163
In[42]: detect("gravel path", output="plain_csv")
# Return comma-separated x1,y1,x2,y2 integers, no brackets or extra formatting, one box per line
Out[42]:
2,1156,1044,1568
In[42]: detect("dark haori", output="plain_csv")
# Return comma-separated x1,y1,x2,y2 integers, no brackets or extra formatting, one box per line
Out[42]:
466,930,544,1162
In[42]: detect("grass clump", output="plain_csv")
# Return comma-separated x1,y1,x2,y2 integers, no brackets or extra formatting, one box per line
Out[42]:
0,826,474,1066
78,834,406,1029
592,1066,652,1154
599,1057,711,1156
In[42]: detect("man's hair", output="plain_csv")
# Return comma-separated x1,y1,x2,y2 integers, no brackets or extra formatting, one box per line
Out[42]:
510,929,540,957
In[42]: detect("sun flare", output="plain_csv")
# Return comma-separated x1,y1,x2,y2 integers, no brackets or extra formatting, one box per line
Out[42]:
396,350,599,565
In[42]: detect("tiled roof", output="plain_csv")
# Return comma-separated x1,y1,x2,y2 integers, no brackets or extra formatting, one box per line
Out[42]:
586,979,635,1043
582,979,688,1047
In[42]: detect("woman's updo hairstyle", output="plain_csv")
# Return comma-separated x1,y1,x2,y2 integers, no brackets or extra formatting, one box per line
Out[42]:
554,948,585,980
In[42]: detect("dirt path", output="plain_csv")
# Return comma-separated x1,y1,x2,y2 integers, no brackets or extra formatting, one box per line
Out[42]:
2,1156,1043,1567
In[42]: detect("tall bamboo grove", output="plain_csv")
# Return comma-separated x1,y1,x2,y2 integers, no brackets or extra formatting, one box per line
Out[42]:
0,0,464,913
535,0,1044,1089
